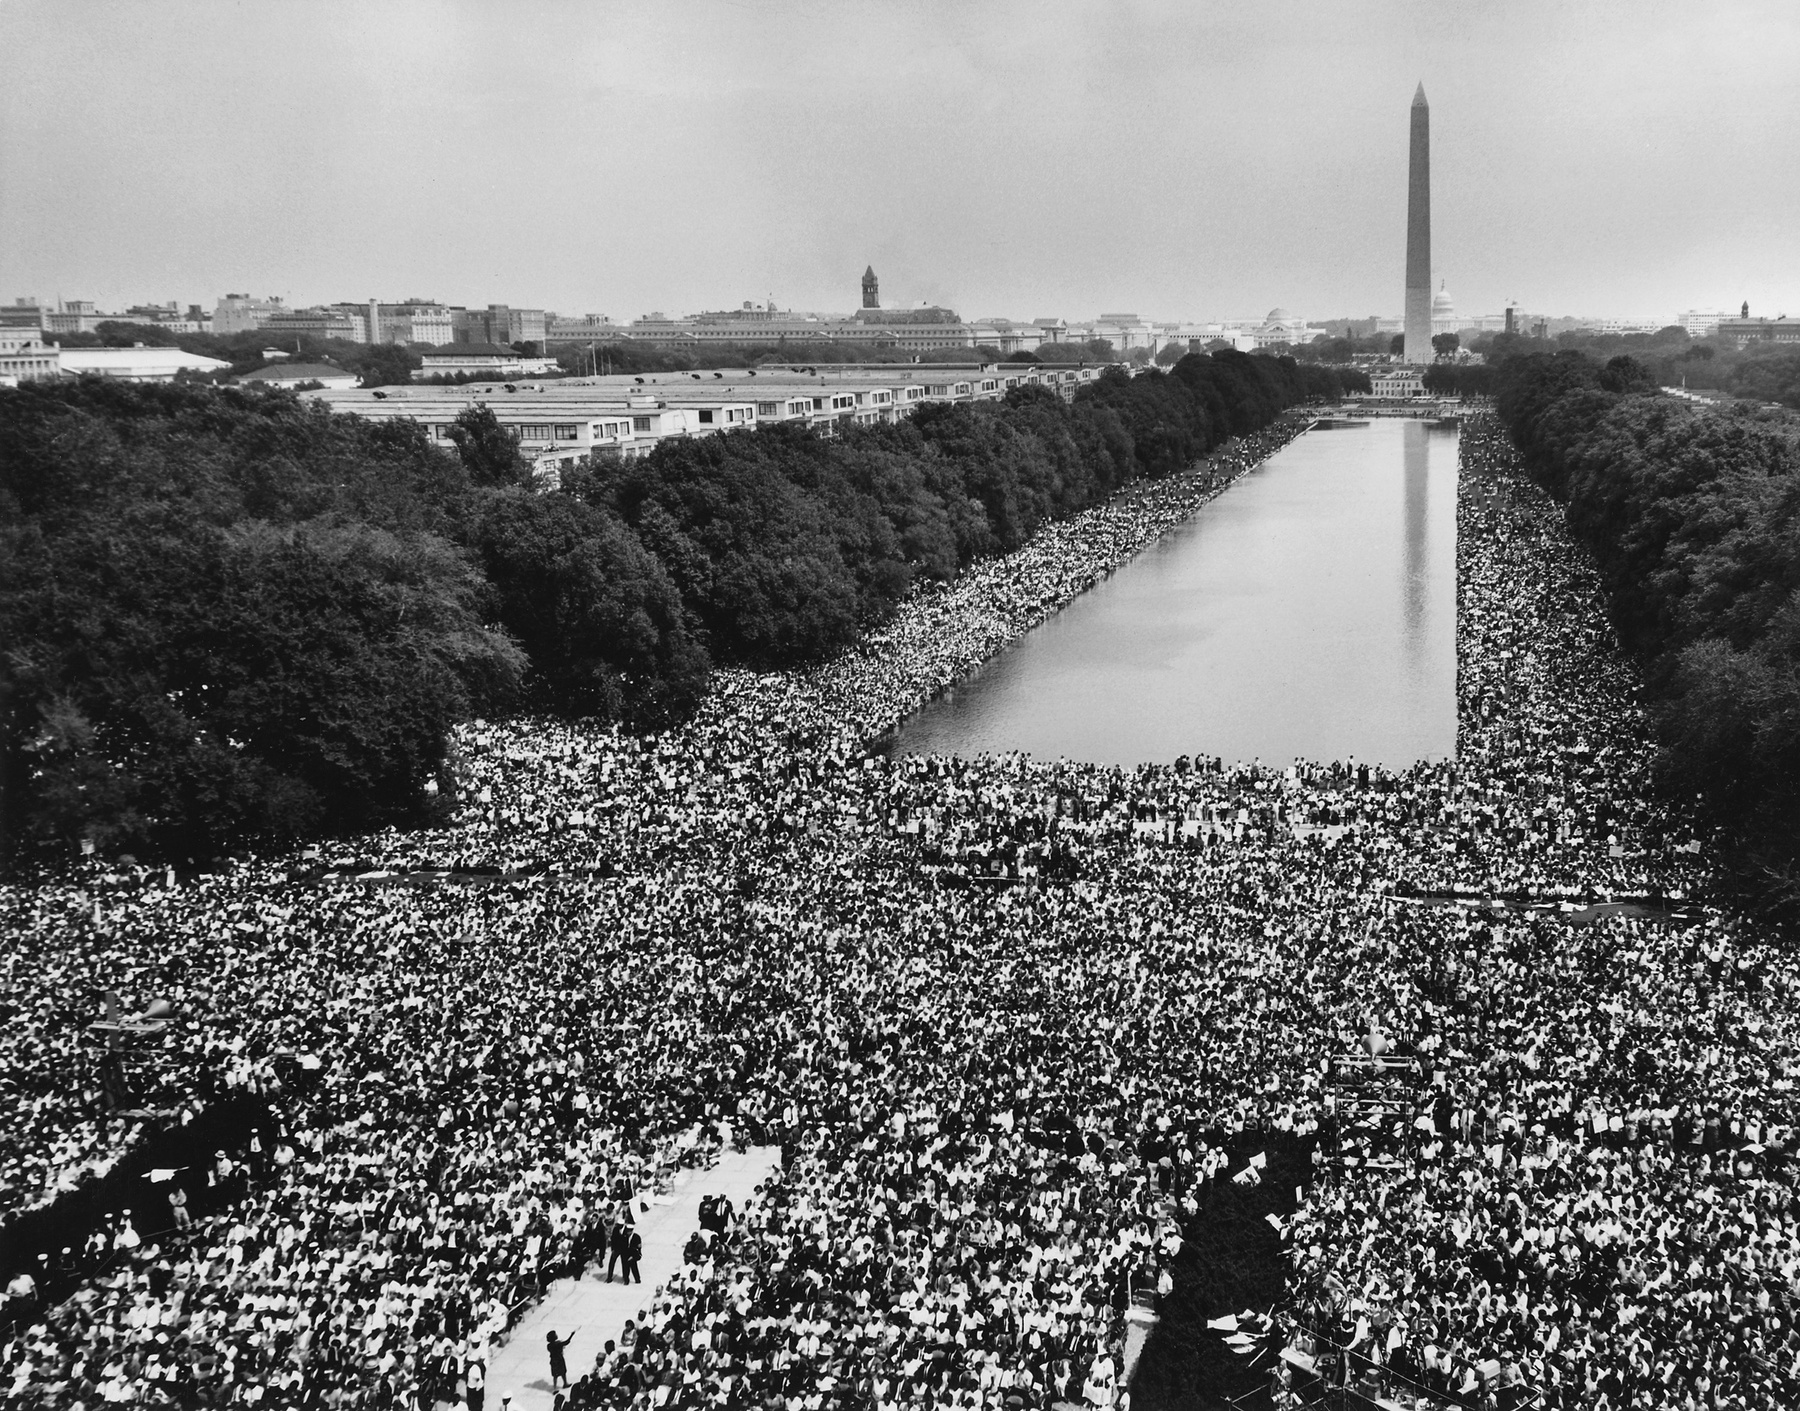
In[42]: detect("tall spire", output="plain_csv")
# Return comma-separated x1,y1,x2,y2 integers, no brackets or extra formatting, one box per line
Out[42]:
1403,84,1432,364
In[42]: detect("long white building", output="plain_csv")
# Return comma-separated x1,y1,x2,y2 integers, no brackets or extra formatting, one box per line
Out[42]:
312,363,1114,478
55,346,232,382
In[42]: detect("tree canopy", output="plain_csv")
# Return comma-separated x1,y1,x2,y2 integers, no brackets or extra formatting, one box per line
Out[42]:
2,353,1327,870
0,380,522,868
1494,351,1800,916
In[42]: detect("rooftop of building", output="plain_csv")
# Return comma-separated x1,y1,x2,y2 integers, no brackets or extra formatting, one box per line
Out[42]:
315,363,1095,406
58,345,229,367
239,363,354,383
418,343,526,358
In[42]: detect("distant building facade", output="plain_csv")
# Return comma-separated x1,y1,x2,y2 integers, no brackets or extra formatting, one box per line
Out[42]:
616,306,979,353
0,329,60,385
1084,314,1161,353
262,307,364,343
1716,305,1800,347
543,315,620,348
2,298,46,329
368,301,455,346
968,320,1044,355
1577,317,1666,336
452,305,547,347
1252,308,1315,348
215,294,287,335
1362,367,1427,398
416,344,557,378
121,302,212,334
43,301,108,336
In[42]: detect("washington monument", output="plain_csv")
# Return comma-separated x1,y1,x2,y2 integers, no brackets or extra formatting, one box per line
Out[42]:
1404,83,1432,364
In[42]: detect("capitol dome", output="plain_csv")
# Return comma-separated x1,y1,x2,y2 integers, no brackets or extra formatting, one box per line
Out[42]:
1265,308,1295,323
1429,282,1459,338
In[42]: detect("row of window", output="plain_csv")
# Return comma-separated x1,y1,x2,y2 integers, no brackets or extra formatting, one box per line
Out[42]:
417,376,1096,449
431,417,654,443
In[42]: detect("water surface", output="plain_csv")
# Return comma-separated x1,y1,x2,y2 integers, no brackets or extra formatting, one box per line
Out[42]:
890,419,1458,768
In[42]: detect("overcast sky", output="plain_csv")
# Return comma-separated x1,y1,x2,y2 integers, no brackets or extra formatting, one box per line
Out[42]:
2,1,1795,326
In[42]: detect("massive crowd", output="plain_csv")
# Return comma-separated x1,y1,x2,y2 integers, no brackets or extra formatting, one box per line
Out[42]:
1,412,1795,1411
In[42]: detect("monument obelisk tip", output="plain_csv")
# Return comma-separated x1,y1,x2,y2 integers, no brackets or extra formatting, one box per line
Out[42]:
1403,85,1432,364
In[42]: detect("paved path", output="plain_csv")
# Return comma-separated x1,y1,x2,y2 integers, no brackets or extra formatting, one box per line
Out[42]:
485,1145,781,1411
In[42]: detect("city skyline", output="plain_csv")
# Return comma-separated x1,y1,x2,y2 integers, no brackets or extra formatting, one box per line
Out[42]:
0,275,1748,340
3,2,1797,325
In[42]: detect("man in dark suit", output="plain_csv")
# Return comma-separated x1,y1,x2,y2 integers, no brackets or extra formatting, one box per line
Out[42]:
606,1217,629,1282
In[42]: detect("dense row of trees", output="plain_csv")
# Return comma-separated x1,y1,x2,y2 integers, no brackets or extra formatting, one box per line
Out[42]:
1,351,1331,870
0,380,523,865
47,324,426,386
1470,324,1800,410
1495,351,1800,917
1421,363,1497,398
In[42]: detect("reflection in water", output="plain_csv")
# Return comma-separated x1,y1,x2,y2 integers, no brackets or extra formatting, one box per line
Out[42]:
1402,420,1429,674
890,419,1458,768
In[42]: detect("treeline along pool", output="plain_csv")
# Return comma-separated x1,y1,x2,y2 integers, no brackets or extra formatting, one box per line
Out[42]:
889,418,1459,768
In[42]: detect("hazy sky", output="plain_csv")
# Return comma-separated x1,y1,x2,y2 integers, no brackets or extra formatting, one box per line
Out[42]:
3,1,1795,325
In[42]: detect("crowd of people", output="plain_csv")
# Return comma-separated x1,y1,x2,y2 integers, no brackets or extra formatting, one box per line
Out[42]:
2,413,1795,1411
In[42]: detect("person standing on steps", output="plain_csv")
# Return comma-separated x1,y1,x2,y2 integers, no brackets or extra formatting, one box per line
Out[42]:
546,1329,575,1390
624,1225,643,1284
606,1218,628,1282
